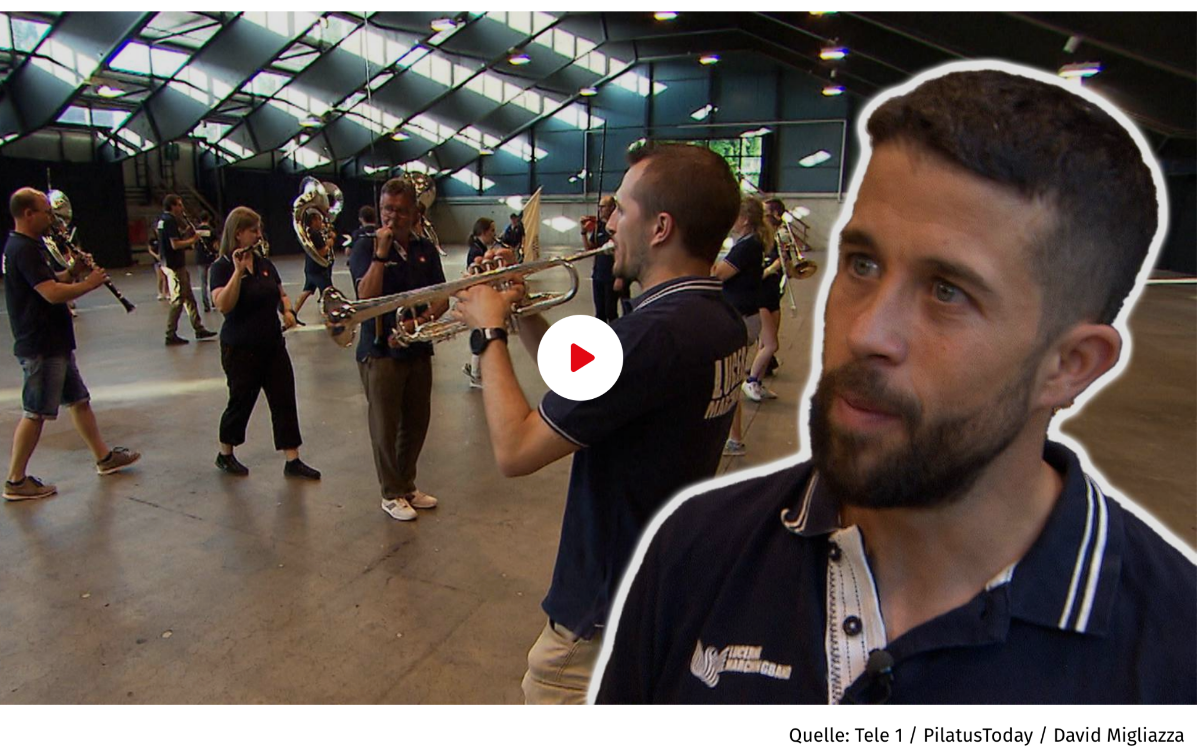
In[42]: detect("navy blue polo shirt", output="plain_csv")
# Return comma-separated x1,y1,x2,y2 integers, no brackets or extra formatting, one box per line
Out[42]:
538,276,750,640
209,253,285,348
596,441,1197,704
348,233,445,362
4,231,75,358
590,226,614,281
721,234,763,316
155,212,186,270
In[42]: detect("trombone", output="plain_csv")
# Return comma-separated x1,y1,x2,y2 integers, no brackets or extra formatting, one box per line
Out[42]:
321,245,612,349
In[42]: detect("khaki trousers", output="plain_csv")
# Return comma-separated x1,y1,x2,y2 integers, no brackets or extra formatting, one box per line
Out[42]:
521,619,602,705
164,266,204,337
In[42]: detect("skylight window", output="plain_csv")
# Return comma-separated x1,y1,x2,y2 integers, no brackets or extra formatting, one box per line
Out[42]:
244,71,290,98
62,107,133,131
0,14,13,50
341,25,412,68
57,106,92,126
243,11,320,39
191,121,232,143
9,17,51,52
109,42,188,78
452,168,495,192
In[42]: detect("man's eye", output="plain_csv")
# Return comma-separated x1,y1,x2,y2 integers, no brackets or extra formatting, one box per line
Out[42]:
849,255,879,278
933,281,964,304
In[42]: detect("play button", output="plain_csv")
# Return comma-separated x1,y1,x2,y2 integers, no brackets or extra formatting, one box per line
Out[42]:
537,315,623,401
570,344,594,372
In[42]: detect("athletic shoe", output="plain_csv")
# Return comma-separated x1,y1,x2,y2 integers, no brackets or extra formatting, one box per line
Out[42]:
165,335,189,346
462,363,483,389
215,452,249,476
723,439,747,457
156,294,168,301
195,329,218,340
284,458,321,480
96,447,141,475
761,385,779,400
3,476,57,501
382,496,417,521
742,380,764,402
407,490,438,509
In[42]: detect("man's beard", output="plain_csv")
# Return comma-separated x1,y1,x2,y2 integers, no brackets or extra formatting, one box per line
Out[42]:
809,356,1035,510
613,233,647,283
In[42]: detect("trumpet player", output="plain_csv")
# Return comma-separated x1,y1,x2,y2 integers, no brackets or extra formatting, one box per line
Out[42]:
349,178,447,522
157,194,217,346
453,143,749,703
4,188,141,501
582,195,619,323
208,207,320,480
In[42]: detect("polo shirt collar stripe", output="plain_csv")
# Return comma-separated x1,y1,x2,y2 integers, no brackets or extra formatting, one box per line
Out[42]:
633,276,723,311
780,442,1125,637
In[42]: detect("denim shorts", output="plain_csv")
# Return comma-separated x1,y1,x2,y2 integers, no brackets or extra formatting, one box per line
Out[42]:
19,353,90,420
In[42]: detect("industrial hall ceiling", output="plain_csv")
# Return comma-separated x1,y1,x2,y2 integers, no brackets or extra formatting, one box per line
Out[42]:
0,11,1194,182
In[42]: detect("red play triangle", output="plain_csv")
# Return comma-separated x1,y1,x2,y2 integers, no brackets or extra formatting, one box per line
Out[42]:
570,343,595,372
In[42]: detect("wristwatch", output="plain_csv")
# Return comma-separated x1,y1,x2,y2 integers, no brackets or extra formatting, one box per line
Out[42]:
470,327,508,355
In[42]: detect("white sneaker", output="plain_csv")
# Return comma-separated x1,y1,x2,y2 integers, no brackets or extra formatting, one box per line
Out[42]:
723,439,747,457
381,496,417,521
408,490,438,509
742,380,763,402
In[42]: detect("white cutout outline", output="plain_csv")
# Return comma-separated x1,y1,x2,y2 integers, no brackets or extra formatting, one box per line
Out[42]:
586,58,1194,704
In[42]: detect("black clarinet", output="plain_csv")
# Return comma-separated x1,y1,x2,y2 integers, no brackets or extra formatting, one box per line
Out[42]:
50,225,136,313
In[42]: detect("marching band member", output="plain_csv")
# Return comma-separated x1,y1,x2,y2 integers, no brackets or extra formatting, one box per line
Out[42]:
713,195,769,456
4,188,140,501
583,196,619,323
292,210,336,325
349,178,448,521
157,194,217,346
453,142,748,703
208,207,320,480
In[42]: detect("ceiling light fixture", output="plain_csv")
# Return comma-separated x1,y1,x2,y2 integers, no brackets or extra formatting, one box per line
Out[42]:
478,147,494,155
699,54,720,65
579,86,598,97
822,84,845,96
819,46,848,61
810,11,839,16
508,50,531,66
299,114,322,128
390,130,410,141
1063,35,1083,54
740,127,771,137
654,12,678,21
97,85,125,99
430,17,458,32
690,104,716,120
799,150,833,168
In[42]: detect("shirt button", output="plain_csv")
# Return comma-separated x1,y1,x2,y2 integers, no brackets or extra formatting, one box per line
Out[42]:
828,542,842,562
843,615,863,636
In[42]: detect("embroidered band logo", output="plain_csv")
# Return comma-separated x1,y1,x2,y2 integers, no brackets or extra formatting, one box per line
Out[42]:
690,640,793,688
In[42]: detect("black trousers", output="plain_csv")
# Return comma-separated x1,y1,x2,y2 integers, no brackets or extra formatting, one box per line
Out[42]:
219,339,302,450
592,278,620,323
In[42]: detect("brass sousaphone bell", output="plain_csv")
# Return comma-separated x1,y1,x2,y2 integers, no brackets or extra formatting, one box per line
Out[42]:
292,177,343,268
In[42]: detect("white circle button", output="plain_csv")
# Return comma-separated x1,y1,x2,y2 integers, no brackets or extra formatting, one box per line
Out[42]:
536,315,623,401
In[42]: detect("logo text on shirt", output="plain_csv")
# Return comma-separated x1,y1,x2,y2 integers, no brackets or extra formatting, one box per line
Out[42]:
704,346,752,420
690,640,793,688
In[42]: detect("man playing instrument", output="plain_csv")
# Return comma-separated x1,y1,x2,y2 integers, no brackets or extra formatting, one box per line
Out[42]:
348,178,448,522
4,188,140,501
454,143,750,704
594,68,1195,705
157,194,217,346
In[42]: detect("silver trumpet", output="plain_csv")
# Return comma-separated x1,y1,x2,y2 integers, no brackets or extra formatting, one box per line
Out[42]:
321,244,613,349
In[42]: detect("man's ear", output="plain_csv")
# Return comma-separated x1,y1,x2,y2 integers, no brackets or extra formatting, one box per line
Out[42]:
1035,323,1122,411
649,212,675,248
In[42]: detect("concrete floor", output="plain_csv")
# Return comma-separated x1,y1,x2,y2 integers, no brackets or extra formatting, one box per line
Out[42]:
0,247,1194,704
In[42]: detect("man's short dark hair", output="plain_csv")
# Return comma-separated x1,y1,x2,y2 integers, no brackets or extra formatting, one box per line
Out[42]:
510,213,520,220
626,142,740,263
358,205,377,224
9,188,42,220
866,69,1157,331
380,177,416,203
163,194,182,212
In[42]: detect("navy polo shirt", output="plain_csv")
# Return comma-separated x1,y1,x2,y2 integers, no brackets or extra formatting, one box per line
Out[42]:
596,441,1197,704
156,213,186,270
721,234,764,316
4,231,75,358
589,226,614,282
348,233,445,362
209,253,285,348
538,276,750,640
